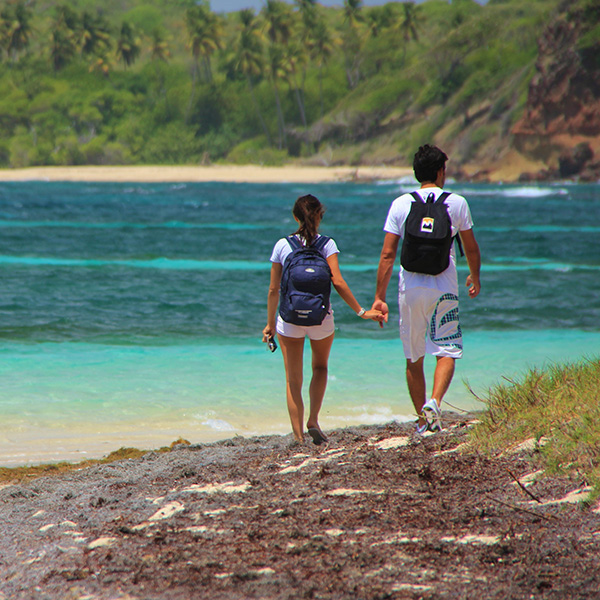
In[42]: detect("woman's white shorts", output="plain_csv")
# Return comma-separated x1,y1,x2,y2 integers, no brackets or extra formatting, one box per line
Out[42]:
276,310,335,340
399,289,463,361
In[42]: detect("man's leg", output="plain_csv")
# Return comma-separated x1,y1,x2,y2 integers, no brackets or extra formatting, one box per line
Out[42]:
431,356,455,406
419,355,455,432
406,357,427,426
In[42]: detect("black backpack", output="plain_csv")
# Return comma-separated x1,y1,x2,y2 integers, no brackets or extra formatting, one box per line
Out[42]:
400,191,462,275
279,235,332,326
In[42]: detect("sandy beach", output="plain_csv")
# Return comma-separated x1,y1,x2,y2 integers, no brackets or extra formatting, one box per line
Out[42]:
0,164,415,184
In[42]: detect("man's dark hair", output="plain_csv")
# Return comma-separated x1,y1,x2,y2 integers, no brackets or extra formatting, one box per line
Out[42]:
413,144,448,183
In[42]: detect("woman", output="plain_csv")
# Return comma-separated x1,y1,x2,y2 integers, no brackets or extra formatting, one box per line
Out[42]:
262,194,382,445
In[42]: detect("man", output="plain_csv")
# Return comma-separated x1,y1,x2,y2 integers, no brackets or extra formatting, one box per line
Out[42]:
372,144,481,433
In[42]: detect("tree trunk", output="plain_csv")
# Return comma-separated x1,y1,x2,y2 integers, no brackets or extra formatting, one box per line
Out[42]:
247,76,272,147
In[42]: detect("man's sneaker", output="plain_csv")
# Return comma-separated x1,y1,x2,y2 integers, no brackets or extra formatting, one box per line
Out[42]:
422,398,442,432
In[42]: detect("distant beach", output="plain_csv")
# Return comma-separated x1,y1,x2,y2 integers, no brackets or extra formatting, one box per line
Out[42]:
0,164,415,184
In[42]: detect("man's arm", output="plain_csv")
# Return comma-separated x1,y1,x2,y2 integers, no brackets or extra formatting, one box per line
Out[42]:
459,228,481,298
372,232,401,325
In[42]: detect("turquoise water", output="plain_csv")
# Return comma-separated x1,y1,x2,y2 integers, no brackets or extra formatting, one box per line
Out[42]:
0,180,599,465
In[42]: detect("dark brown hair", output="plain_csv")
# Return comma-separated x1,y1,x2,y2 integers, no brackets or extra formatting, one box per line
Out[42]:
293,194,325,246
413,144,448,183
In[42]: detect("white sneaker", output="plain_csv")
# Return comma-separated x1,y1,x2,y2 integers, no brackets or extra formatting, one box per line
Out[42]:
422,398,442,432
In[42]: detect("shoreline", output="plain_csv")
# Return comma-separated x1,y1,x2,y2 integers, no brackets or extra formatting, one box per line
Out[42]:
0,164,415,184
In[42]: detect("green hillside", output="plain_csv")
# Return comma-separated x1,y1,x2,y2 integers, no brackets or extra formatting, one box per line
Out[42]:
0,0,584,169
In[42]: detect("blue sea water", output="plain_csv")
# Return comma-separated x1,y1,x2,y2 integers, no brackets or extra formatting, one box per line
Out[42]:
0,179,599,466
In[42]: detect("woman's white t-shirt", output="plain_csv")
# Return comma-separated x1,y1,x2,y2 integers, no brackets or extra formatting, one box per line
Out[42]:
270,234,339,265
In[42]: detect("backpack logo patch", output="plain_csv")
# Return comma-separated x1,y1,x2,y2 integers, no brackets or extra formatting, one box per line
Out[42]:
421,217,434,233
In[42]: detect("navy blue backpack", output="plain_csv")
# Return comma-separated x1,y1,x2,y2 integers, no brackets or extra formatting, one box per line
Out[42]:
279,235,332,326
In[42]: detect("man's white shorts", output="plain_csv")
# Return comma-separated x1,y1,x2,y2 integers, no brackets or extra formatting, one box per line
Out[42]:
399,289,463,361
276,310,335,340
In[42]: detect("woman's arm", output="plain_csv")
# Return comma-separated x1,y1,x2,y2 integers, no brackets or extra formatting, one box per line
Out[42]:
262,262,282,341
327,253,382,320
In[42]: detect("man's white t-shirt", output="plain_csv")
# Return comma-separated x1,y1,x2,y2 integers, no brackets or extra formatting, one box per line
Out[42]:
383,187,473,296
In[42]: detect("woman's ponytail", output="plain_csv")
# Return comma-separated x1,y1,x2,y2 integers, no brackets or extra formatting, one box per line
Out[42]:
293,194,325,246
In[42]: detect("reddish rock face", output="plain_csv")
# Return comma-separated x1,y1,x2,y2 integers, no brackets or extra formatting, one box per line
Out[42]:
512,10,600,179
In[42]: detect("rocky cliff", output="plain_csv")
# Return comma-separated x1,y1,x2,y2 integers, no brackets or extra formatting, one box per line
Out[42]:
511,1,600,181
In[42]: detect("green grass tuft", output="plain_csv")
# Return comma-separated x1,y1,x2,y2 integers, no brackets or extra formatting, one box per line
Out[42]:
468,357,600,500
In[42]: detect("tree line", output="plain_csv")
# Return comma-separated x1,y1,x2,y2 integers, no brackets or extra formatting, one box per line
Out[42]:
0,0,565,168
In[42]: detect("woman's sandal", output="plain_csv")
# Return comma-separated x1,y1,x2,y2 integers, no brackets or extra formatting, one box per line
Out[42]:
307,427,328,446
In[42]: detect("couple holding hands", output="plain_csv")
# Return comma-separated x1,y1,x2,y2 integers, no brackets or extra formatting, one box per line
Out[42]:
262,145,481,445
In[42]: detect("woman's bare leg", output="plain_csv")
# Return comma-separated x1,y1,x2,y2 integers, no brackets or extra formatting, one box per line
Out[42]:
306,333,334,431
278,334,306,442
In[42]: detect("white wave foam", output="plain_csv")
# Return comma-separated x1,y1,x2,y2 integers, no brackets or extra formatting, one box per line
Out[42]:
375,176,417,186
474,186,570,198
202,419,236,432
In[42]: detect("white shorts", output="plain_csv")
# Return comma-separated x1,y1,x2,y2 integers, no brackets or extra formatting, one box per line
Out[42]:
399,289,463,361
276,310,335,340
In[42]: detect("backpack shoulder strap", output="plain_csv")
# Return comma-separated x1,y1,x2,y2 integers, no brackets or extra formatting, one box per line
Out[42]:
285,235,302,250
410,191,423,202
435,191,452,204
455,233,464,257
432,192,465,257
311,235,330,252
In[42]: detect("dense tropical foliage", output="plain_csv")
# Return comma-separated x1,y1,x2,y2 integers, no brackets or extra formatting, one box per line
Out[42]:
0,0,594,168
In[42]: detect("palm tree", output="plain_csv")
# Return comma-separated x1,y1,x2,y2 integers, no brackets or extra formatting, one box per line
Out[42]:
5,1,33,62
262,1,295,148
185,4,223,123
342,0,364,89
262,0,293,46
266,43,289,149
343,0,364,30
231,9,272,145
50,6,78,71
294,0,318,32
0,9,8,61
311,18,337,118
363,4,398,74
55,4,78,31
51,27,76,71
293,0,320,124
185,4,223,84
150,27,170,63
149,27,171,112
115,21,141,68
398,2,423,64
79,11,111,59
284,39,308,128
365,5,396,39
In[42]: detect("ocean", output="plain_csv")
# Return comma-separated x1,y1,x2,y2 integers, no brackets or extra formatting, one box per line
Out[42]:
1,179,599,466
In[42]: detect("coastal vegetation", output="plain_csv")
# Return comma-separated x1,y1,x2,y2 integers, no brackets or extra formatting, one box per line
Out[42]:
468,358,600,502
2,0,596,171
